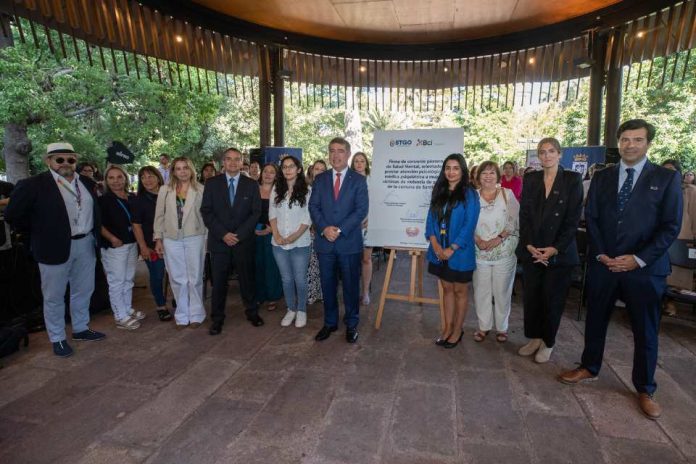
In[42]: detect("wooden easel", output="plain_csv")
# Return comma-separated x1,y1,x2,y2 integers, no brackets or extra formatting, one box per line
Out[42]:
374,247,444,330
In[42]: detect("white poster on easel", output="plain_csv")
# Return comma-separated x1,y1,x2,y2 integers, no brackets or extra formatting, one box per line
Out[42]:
366,128,465,249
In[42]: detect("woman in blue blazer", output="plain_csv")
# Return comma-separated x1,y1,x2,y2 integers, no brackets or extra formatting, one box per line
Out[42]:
426,153,480,349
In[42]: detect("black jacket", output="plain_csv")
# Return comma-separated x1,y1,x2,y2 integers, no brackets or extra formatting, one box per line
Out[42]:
516,166,583,266
5,171,101,264
200,173,261,253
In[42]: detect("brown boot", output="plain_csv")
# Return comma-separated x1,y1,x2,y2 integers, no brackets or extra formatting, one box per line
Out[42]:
638,393,662,420
558,367,597,385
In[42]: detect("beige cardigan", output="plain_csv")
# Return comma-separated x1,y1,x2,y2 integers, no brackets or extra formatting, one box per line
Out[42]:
153,184,207,240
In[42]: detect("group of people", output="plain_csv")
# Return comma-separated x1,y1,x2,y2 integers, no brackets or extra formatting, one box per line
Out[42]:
3,118,683,420
424,119,682,419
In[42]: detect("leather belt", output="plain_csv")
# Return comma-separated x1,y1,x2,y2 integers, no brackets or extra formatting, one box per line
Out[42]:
71,233,87,240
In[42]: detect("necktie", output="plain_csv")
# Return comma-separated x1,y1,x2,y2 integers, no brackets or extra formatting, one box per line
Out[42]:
228,177,236,206
333,172,341,200
617,167,634,215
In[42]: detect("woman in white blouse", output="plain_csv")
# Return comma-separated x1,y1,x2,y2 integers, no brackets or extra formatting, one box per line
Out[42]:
472,161,520,343
269,156,312,328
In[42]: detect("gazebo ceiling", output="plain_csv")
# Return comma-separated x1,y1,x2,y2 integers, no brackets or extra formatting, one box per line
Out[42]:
191,0,622,44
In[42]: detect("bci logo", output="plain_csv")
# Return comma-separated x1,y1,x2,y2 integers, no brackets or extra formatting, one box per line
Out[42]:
416,139,433,146
389,139,412,147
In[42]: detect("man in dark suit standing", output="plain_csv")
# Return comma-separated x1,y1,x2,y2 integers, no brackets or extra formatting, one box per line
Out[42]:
201,148,262,335
559,120,682,419
5,142,106,357
309,137,368,343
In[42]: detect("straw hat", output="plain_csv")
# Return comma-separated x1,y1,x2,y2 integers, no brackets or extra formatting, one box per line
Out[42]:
45,142,78,160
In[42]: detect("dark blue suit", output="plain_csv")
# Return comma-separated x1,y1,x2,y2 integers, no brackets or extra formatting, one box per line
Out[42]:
582,160,682,394
308,168,368,329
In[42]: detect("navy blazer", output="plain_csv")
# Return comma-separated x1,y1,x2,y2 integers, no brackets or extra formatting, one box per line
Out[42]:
5,171,101,265
200,173,261,253
585,160,682,276
516,166,584,266
309,168,368,254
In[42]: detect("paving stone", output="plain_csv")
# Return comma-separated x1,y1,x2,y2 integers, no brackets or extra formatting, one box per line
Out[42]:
242,369,336,442
214,368,291,403
313,399,388,464
0,365,57,408
74,442,151,464
338,348,403,398
391,382,457,457
0,356,131,422
525,412,604,464
147,398,261,464
658,356,696,400
1,384,156,464
599,437,687,464
461,443,531,464
613,365,696,458
401,344,456,385
575,390,669,442
104,357,241,449
508,355,585,417
456,369,526,444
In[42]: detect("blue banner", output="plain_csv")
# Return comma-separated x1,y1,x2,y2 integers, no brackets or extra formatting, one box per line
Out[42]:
263,147,303,165
560,146,606,178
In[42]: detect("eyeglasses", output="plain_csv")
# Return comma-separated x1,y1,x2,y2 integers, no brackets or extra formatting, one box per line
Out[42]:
281,165,297,170
54,157,77,165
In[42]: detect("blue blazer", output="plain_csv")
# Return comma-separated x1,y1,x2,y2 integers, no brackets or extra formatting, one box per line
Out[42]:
585,160,682,276
425,188,480,272
309,168,368,254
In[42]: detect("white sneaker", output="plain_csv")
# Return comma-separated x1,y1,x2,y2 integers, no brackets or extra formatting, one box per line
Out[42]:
281,310,296,327
129,309,146,320
116,316,141,330
361,294,370,305
295,311,307,328
534,341,554,363
518,338,542,356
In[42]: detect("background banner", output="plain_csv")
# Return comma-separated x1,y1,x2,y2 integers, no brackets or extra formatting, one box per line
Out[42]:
366,128,464,249
263,147,303,165
526,146,606,177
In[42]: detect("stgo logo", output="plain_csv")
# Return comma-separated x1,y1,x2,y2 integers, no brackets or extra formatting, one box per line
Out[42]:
389,139,412,147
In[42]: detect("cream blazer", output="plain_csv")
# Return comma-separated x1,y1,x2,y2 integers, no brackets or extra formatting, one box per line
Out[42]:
153,184,207,240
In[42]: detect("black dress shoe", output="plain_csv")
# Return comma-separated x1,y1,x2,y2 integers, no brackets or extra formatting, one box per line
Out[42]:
346,328,359,344
315,325,338,341
209,322,223,335
247,314,264,327
443,331,463,349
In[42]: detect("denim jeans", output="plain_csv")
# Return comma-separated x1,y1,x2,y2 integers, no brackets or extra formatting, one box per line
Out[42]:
145,257,166,307
272,245,311,312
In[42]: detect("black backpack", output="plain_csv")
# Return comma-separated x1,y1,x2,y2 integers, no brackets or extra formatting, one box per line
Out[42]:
0,323,29,363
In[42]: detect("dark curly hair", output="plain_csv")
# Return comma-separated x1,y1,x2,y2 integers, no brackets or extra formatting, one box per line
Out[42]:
274,156,309,208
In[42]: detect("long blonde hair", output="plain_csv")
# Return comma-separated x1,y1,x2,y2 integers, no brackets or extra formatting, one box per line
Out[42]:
168,156,201,191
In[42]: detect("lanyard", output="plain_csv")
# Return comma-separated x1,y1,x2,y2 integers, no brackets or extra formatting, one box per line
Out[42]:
56,177,82,207
115,197,132,223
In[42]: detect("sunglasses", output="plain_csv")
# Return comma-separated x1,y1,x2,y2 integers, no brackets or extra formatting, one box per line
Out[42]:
54,156,77,165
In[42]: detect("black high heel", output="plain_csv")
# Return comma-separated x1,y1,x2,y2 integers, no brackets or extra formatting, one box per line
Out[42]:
443,331,463,349
434,333,451,346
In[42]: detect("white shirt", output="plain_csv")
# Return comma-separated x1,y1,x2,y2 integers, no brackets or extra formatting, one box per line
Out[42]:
618,156,647,192
333,168,347,192
50,169,93,236
268,185,312,250
158,165,170,183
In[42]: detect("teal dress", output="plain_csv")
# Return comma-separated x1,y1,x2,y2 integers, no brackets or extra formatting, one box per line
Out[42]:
254,198,283,304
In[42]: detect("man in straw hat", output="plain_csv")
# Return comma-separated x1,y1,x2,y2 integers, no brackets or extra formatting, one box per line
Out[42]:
5,142,106,357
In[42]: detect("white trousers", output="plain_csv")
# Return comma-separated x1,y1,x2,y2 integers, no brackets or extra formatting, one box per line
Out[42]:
101,243,138,322
473,255,517,332
163,235,206,324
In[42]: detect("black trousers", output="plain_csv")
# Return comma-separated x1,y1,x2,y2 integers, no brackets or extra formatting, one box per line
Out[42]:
210,244,257,324
522,261,574,348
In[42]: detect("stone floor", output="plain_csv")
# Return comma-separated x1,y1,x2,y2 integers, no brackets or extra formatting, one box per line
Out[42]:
1,255,696,464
